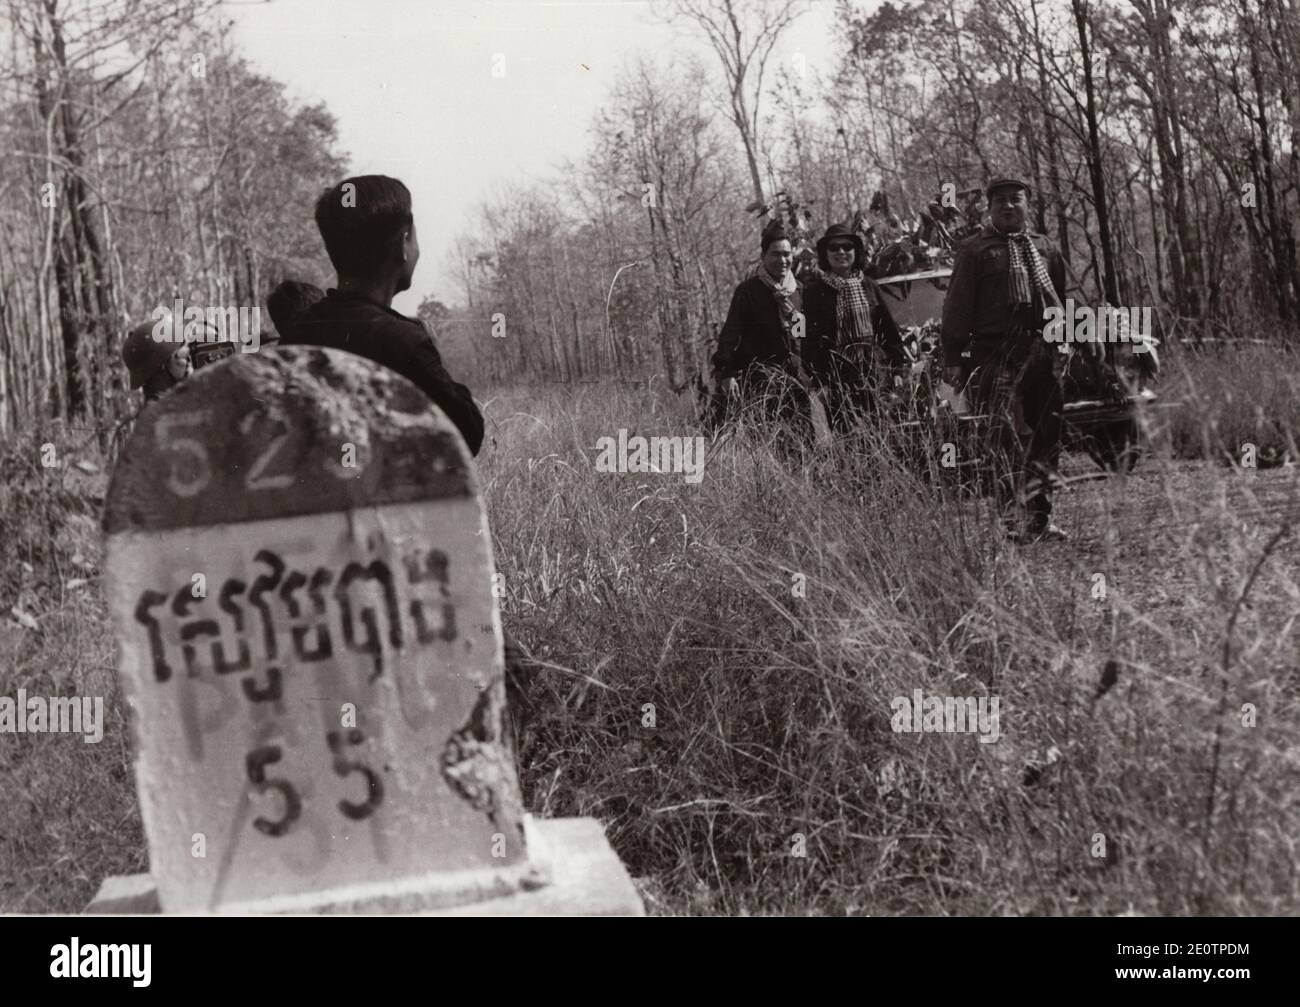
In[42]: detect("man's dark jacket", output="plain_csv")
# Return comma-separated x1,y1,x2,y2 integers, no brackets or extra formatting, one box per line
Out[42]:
283,289,484,455
712,274,807,384
940,225,1066,367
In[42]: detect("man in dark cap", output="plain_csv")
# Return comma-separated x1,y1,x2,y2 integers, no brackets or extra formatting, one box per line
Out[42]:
941,177,1069,542
711,217,813,446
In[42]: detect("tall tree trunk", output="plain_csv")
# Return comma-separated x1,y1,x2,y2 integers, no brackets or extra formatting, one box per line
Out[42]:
1073,0,1119,306
1030,0,1071,264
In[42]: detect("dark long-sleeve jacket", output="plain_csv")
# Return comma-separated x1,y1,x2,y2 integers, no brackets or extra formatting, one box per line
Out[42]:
283,289,484,455
712,274,807,384
940,225,1066,366
802,273,908,387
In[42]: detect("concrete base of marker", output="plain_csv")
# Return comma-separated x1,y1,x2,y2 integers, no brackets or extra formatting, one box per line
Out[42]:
86,817,642,916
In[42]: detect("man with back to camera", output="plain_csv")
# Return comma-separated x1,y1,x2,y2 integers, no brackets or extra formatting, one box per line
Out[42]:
283,174,541,747
281,174,484,455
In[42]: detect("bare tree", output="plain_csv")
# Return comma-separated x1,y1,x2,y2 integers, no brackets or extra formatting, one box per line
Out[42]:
0,1,344,433
658,0,808,209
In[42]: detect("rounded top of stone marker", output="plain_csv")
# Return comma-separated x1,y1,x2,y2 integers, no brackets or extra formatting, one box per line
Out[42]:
103,346,477,535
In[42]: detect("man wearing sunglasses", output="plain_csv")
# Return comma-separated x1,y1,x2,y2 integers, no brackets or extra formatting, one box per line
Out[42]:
803,222,906,433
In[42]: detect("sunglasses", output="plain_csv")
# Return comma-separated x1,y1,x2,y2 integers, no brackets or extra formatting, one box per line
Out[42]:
827,244,855,253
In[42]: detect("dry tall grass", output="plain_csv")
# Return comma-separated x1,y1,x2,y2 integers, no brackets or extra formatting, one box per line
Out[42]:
483,374,1300,915
0,430,144,911
1,350,1297,915
1159,344,1299,463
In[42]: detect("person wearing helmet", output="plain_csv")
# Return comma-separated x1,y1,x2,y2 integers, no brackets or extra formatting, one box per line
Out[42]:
121,322,192,402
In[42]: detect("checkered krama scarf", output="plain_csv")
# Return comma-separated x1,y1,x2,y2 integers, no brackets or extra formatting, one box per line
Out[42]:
814,267,876,347
1006,231,1061,310
756,265,800,337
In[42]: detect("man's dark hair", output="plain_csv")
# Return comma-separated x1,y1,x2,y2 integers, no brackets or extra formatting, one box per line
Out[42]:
761,217,791,253
313,175,413,277
267,279,325,336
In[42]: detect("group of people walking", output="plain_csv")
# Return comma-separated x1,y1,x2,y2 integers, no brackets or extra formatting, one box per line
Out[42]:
712,176,1070,543
120,172,1072,546
711,216,908,446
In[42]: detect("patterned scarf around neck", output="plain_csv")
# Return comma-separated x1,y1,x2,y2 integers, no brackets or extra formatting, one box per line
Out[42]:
757,265,799,337
813,266,876,347
1005,230,1061,310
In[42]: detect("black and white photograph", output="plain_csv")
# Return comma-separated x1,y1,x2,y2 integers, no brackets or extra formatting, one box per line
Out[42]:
0,0,1291,969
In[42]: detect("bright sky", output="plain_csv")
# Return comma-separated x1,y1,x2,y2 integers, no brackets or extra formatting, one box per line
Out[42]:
228,0,842,314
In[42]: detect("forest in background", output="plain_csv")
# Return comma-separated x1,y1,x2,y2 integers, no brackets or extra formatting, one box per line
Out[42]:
2,0,1299,919
2,0,1299,433
432,0,1300,392
0,0,343,440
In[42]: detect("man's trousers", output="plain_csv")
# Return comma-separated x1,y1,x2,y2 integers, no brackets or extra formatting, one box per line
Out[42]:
965,342,1064,530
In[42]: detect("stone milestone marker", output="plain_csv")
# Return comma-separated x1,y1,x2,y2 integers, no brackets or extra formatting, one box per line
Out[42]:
95,346,640,915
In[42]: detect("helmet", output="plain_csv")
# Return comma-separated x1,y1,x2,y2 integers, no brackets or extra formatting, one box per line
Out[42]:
121,322,181,389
